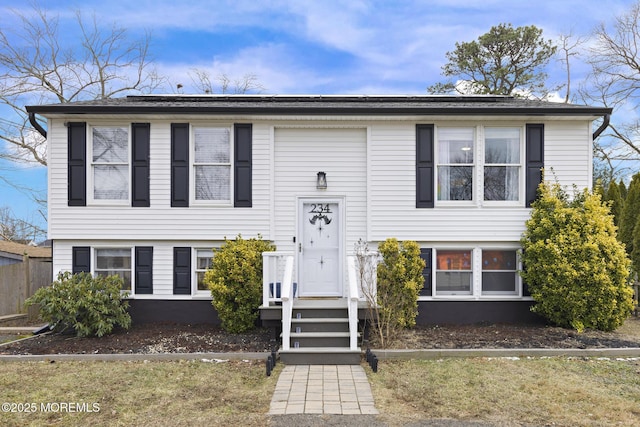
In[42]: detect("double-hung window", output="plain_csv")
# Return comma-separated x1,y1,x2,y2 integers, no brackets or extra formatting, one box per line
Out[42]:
95,248,132,291
484,128,521,201
435,249,473,295
437,128,474,201
193,127,231,203
91,126,129,202
481,250,519,295
195,249,214,293
435,126,523,205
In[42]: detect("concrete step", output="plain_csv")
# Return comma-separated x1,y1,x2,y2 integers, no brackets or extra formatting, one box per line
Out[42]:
291,318,349,333
289,331,355,348
279,347,362,365
292,308,348,319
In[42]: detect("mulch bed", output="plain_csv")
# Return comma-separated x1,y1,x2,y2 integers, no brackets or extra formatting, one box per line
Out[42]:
1,317,639,355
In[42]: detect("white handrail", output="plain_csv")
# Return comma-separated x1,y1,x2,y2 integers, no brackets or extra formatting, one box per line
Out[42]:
347,255,359,350
280,256,295,351
262,251,294,307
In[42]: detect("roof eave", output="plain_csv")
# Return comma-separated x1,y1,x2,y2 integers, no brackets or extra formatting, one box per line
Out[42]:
26,105,614,116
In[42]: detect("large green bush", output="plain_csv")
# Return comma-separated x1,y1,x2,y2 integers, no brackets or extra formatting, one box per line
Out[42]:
204,235,276,333
369,238,425,345
520,183,634,332
25,272,131,337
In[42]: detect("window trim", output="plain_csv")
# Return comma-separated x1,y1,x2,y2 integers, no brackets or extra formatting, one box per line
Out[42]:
193,247,217,296
435,126,476,207
434,124,526,208
190,125,234,206
424,246,527,300
92,246,134,294
87,124,131,206
481,126,525,207
481,249,521,296
434,248,474,296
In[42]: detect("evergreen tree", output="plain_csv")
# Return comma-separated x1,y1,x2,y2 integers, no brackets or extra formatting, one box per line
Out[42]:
620,174,640,255
619,179,628,200
605,180,624,228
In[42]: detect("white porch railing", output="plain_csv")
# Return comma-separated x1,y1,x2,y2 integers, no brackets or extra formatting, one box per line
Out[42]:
263,251,295,351
346,255,360,350
262,251,294,307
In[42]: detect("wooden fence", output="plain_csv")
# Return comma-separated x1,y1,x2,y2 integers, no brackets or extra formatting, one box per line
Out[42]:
0,256,52,317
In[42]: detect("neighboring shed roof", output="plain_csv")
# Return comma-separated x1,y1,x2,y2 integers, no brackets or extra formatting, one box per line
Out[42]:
26,94,612,117
0,241,51,260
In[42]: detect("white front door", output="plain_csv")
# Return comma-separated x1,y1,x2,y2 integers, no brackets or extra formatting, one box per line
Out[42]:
299,201,341,296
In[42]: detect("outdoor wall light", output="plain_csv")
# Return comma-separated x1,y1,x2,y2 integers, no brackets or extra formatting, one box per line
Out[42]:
316,171,327,189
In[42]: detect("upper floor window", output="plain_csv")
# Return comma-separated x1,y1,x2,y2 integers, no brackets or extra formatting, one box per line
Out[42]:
91,126,129,201
436,126,523,205
437,128,474,201
193,127,231,203
484,128,521,201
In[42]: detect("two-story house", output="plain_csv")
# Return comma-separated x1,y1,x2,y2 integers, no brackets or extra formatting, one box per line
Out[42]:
26,95,611,330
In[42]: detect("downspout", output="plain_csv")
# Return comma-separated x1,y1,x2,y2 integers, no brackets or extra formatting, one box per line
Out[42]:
592,113,610,140
28,112,47,138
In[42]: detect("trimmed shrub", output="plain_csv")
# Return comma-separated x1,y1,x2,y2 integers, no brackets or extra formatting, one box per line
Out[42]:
205,235,276,333
25,272,131,337
520,183,634,332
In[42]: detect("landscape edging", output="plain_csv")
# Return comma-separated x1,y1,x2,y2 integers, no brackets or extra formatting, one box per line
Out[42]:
2,347,640,362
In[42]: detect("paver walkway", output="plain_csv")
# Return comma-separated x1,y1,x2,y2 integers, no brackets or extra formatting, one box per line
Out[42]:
269,365,378,415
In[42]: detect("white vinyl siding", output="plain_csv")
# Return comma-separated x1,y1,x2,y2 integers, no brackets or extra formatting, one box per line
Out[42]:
47,115,595,302
273,127,367,287
48,121,271,240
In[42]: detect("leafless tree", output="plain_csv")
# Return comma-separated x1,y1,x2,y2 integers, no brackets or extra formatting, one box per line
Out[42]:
188,69,265,94
0,2,163,167
0,206,46,243
581,1,640,171
557,31,586,103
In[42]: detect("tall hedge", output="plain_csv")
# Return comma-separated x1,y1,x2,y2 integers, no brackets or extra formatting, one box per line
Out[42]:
204,235,275,333
520,183,633,332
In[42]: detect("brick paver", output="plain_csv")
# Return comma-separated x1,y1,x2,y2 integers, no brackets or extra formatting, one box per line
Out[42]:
269,365,379,415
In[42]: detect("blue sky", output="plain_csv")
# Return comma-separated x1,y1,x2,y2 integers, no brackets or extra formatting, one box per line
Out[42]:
0,0,636,240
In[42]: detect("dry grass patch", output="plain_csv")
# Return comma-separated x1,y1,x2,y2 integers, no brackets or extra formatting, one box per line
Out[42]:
369,357,640,426
0,360,279,426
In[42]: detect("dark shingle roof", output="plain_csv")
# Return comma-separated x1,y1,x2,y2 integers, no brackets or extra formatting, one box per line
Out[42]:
26,94,612,116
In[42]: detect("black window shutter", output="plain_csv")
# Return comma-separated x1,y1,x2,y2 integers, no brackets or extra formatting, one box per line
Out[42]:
72,246,91,274
68,122,87,206
234,123,252,207
419,248,432,296
416,124,435,208
171,123,189,207
132,123,151,207
526,124,544,207
173,247,191,295
135,246,153,294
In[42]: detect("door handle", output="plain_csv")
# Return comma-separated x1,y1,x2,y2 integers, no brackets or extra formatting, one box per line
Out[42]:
298,243,302,253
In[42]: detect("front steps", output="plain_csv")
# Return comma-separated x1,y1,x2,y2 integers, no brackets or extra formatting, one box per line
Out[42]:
279,299,362,365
